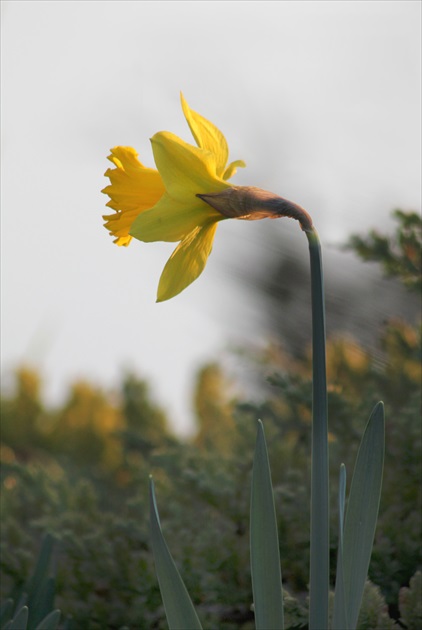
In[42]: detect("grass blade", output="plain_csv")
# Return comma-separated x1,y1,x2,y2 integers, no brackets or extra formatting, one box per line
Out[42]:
250,420,284,630
332,464,348,630
342,402,385,629
149,477,202,630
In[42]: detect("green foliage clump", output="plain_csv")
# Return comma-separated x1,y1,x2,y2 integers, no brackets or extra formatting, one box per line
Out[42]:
356,581,397,630
347,209,421,291
398,571,422,630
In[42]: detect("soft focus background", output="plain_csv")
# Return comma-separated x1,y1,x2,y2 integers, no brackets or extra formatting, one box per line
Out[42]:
2,0,421,435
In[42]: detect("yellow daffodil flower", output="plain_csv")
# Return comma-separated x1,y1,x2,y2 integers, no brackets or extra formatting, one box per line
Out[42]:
102,94,312,302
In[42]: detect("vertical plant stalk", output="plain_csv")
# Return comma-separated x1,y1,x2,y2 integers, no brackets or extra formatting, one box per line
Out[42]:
306,227,329,630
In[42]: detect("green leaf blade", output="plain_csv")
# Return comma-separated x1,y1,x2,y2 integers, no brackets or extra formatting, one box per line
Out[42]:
250,420,284,630
0,599,14,627
332,464,348,630
7,606,28,630
26,534,54,604
26,534,56,629
343,402,385,629
35,609,61,630
149,477,202,630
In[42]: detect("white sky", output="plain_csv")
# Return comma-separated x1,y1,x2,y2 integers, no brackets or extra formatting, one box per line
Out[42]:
1,1,421,435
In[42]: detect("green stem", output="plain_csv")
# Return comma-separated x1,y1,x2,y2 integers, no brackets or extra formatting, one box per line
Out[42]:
306,227,329,629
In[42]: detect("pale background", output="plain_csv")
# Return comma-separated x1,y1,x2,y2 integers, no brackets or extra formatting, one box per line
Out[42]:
1,1,421,435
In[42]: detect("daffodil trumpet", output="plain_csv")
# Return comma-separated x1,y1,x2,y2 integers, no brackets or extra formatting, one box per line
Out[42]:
102,94,312,302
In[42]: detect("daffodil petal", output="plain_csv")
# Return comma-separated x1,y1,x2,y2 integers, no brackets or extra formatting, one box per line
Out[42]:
180,93,229,178
103,206,142,237
151,131,229,201
223,159,247,181
130,194,223,243
112,235,132,247
102,146,165,245
157,222,219,302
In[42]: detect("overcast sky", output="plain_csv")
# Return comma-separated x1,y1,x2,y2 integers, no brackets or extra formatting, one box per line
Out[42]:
1,1,421,435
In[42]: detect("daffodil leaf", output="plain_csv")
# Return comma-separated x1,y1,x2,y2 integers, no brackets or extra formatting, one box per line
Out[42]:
149,477,202,630
332,464,348,630
342,402,385,630
250,420,284,630
35,610,61,630
7,606,28,630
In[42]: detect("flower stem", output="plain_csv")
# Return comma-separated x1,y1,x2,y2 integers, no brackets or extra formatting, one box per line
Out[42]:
306,227,329,630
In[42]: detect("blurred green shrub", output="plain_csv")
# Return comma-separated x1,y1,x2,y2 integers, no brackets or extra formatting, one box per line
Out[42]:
347,209,421,291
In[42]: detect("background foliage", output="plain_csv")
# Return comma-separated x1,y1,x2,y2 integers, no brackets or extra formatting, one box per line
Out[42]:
1,211,421,629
